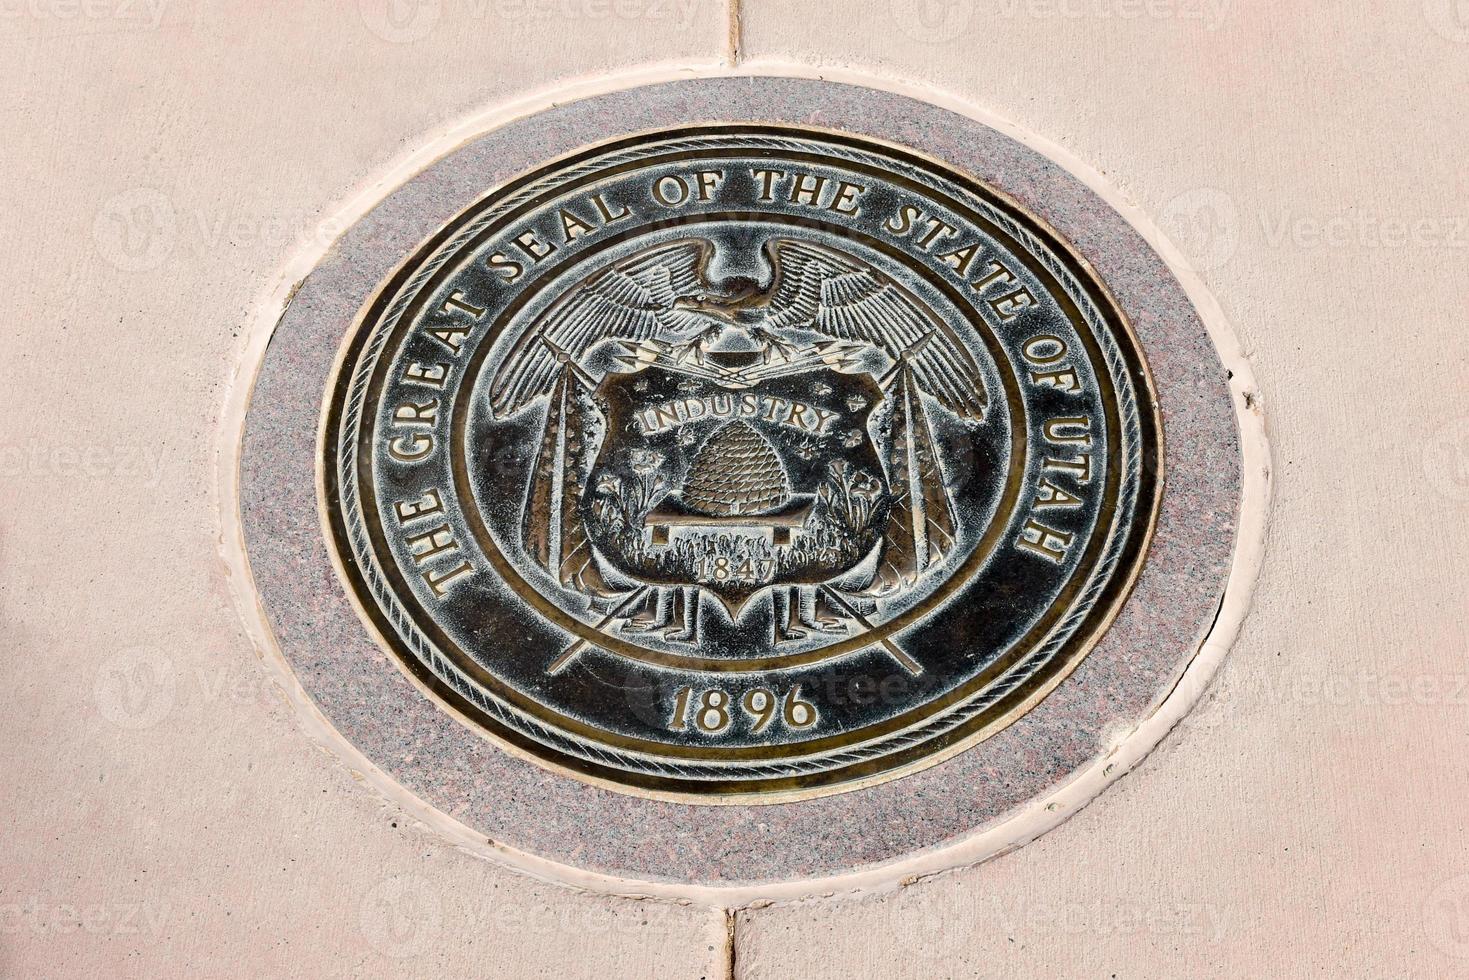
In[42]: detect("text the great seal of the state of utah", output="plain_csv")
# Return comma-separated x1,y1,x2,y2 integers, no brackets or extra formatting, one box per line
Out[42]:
322,125,1162,800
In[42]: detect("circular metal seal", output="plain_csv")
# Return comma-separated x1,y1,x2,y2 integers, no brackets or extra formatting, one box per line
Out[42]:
321,125,1162,800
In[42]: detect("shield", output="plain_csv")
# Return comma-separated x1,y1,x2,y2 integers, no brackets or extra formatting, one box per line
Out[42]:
580,350,891,614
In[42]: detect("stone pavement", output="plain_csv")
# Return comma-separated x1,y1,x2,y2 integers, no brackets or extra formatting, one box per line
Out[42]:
1,2,1465,976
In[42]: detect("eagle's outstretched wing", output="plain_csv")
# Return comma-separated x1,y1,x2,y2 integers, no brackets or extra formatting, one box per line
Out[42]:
490,239,712,417
763,239,988,420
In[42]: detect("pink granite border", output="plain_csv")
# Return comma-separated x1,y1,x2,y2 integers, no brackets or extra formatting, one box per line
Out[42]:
238,77,1240,886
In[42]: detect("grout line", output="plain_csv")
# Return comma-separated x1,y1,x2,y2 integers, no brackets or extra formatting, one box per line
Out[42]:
726,0,743,67
724,908,738,980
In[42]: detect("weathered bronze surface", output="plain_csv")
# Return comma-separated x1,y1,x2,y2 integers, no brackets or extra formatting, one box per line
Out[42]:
321,125,1162,800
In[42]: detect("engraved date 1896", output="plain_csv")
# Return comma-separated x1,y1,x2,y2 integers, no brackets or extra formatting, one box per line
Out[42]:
668,685,818,735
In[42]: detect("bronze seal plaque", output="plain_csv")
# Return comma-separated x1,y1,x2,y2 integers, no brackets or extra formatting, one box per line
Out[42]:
321,124,1162,801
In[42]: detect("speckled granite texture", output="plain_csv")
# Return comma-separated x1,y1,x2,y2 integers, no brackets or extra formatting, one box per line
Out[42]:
239,77,1240,886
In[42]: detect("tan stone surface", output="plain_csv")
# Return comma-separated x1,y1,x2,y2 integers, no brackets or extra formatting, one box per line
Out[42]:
1,0,1465,977
0,3,731,977
730,2,1469,977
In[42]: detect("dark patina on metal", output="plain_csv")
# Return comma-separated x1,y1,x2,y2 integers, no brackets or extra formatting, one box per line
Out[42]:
321,124,1162,800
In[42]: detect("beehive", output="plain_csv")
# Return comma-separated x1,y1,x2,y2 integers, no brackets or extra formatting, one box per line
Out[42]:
680,421,791,516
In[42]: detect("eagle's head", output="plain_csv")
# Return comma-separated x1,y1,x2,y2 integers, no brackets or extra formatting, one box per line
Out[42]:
672,275,765,320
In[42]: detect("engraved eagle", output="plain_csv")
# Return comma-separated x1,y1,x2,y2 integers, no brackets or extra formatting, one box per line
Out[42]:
499,235,979,650
489,237,988,420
